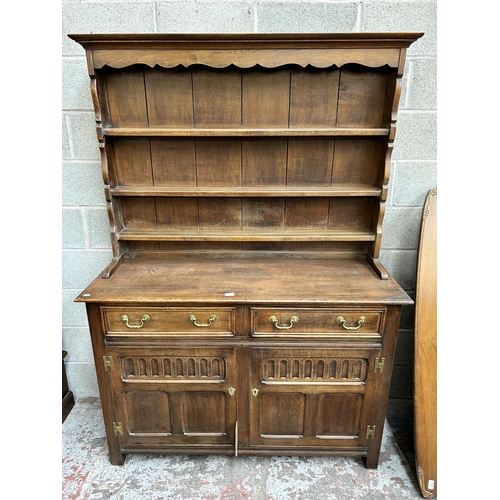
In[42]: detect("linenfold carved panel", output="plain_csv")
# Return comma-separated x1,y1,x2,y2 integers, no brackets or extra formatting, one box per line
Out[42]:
121,356,226,381
262,357,368,382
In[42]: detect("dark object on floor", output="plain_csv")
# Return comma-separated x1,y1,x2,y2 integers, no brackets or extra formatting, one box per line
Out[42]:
386,399,416,480
62,351,75,423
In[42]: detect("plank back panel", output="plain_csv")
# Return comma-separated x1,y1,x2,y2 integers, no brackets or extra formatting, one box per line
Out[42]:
128,241,162,251
195,139,241,187
337,66,389,127
119,196,375,242
242,241,285,251
324,241,369,254
158,241,201,251
199,242,242,251
284,241,327,251
95,58,407,267
103,64,393,130
242,198,285,229
333,139,384,186
285,198,330,229
290,68,340,127
120,198,157,230
287,139,335,186
151,138,196,186
156,198,199,229
145,69,193,127
198,198,242,229
242,69,290,127
105,69,148,127
112,139,153,186
242,139,288,186
192,68,241,127
111,136,385,191
328,198,375,230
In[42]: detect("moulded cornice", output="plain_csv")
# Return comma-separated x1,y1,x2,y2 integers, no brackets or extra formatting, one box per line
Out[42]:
68,33,424,71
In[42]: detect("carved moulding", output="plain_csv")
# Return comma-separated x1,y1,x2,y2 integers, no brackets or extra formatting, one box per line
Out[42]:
90,49,401,71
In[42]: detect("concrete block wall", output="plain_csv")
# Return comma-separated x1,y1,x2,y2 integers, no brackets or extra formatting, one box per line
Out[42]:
62,0,437,399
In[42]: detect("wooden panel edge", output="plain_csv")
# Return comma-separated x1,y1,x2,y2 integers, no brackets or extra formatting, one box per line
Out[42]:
414,188,437,499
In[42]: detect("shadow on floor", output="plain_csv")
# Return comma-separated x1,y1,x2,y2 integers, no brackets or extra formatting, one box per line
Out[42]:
386,399,416,480
63,398,423,499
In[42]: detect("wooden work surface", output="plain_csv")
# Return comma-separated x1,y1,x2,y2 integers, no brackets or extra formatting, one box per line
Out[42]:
76,257,411,305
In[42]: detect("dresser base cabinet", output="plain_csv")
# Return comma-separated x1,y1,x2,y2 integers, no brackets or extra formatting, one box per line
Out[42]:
70,33,421,468
77,257,410,468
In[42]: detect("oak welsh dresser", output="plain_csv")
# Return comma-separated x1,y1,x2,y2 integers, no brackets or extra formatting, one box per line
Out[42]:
70,33,422,468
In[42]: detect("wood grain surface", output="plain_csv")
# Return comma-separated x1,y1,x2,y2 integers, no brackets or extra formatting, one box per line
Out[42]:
414,189,437,498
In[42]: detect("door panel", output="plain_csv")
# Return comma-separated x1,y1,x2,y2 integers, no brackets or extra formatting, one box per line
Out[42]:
108,347,237,447
260,392,306,438
249,347,379,448
182,391,227,435
125,390,172,436
315,393,363,438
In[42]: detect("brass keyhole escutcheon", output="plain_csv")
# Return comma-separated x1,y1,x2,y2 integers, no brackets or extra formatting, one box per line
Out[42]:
251,388,259,397
228,387,236,396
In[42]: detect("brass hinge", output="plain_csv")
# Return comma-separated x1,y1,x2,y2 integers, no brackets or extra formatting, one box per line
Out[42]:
374,357,385,373
113,421,123,436
366,425,376,440
103,356,114,372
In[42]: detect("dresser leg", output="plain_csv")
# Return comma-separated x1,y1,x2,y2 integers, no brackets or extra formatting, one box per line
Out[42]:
363,453,379,469
105,428,125,465
109,450,125,466
363,429,384,469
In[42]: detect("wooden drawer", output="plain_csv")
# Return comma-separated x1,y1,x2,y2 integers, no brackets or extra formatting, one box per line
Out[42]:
251,308,385,339
102,307,235,337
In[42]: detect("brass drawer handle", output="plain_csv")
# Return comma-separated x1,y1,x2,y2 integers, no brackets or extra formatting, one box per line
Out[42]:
189,314,217,327
121,314,150,329
336,316,366,330
269,315,299,330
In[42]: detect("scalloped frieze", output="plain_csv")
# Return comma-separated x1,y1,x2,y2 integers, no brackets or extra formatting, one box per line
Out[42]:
91,49,401,71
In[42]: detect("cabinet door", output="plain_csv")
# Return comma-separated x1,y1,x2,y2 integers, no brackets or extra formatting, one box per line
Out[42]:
107,347,237,449
249,347,380,449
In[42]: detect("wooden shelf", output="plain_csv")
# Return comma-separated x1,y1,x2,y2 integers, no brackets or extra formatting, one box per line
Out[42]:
111,185,382,197
117,228,376,242
104,127,390,138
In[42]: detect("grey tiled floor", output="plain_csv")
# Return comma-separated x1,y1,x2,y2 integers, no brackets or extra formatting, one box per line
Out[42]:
62,398,422,499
